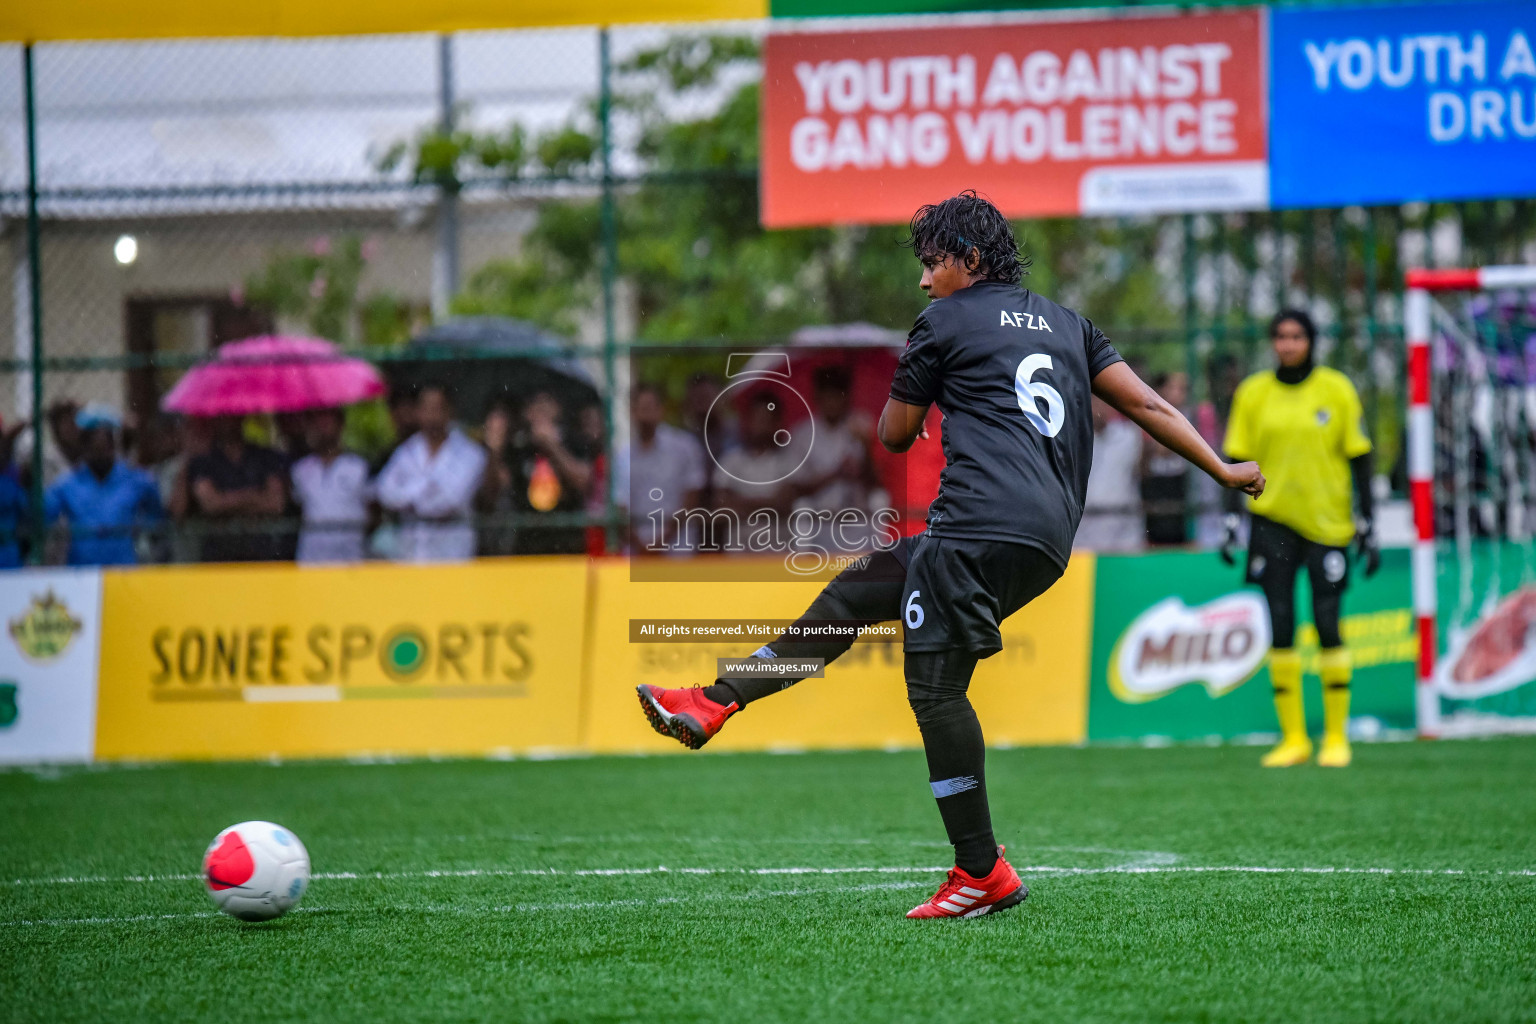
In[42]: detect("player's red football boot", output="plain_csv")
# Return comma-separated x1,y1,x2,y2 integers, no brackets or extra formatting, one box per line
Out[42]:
636,685,738,750
907,846,1028,919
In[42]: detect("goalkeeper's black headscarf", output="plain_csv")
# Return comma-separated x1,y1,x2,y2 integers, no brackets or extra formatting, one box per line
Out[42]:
1270,308,1317,384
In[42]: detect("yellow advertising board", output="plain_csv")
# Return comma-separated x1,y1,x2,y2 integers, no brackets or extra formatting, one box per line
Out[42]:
96,558,590,761
0,0,764,43
584,553,1094,754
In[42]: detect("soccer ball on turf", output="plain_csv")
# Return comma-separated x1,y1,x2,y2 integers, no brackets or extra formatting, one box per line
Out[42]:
202,821,310,922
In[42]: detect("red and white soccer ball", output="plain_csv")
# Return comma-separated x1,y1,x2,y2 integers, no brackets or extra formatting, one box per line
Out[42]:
202,821,311,922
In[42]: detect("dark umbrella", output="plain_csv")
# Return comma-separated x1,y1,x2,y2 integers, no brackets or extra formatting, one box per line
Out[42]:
393,317,601,419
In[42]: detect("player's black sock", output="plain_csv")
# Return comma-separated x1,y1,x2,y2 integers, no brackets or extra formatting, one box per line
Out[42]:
907,650,996,879
702,646,807,708
703,547,906,708
702,625,854,707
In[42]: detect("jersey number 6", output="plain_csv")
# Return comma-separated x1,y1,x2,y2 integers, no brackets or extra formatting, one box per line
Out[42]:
905,591,925,629
1014,353,1065,438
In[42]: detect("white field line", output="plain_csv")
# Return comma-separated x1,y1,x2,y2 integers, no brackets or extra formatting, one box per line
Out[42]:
4,866,954,886
1,883,932,927
9,866,1536,928
9,863,1536,888
324,835,1177,855
0,907,328,928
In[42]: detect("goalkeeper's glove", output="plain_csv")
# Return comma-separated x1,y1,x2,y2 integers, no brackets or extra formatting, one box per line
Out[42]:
1218,513,1241,567
1354,518,1380,578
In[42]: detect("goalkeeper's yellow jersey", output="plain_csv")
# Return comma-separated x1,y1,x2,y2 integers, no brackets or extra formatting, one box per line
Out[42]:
1223,366,1372,548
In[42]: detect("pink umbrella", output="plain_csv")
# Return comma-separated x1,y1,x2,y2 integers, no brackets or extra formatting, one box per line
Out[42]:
161,336,386,416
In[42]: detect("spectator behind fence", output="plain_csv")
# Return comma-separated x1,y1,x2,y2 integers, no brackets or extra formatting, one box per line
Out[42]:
133,413,183,565
373,383,421,474
186,416,288,563
376,385,486,563
1142,371,1192,546
291,408,372,565
162,417,211,564
0,417,31,568
615,383,705,554
271,411,313,561
1193,352,1246,547
683,371,736,457
714,389,805,517
495,391,595,556
44,406,164,566
797,365,876,515
135,414,182,509
477,400,517,556
275,412,312,464
17,399,83,489
577,402,611,556
682,371,736,507
1075,396,1145,553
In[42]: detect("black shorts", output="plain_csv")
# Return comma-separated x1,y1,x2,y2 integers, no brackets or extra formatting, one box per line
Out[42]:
901,534,1064,656
1245,515,1350,598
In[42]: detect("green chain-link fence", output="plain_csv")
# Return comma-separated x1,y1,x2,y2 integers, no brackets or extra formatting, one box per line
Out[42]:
3,20,1534,562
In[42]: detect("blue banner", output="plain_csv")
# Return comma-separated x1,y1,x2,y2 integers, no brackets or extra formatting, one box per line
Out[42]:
1270,0,1536,208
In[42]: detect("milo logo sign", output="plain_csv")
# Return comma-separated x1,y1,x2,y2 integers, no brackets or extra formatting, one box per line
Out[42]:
1108,593,1270,703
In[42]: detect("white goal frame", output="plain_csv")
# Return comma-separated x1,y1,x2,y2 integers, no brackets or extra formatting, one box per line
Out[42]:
1406,265,1536,738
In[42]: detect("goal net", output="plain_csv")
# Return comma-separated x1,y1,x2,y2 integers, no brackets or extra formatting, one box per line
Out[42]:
1408,266,1536,739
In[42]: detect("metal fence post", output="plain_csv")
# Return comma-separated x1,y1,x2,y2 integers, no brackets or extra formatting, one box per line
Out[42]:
599,27,620,553
1181,213,1197,396
1330,209,1348,370
22,44,45,561
431,33,460,320
1181,213,1198,538
1362,206,1383,439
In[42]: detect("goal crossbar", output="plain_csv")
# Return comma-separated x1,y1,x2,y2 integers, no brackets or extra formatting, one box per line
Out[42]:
1405,265,1536,738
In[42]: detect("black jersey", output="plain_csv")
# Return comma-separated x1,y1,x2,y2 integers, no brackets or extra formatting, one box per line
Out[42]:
888,280,1123,568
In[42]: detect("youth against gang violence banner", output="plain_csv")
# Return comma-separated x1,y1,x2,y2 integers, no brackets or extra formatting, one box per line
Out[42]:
761,9,1267,226
1270,0,1536,207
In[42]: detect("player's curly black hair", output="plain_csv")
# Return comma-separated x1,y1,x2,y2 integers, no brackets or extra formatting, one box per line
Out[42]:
902,190,1028,285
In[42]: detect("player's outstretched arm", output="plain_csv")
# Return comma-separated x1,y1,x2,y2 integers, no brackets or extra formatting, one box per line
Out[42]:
1091,362,1265,497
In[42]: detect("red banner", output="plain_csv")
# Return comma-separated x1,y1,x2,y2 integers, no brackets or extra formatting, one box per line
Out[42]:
761,9,1267,227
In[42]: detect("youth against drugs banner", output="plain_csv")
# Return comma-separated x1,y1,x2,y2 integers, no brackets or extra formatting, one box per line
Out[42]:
761,9,1267,226
1270,0,1536,208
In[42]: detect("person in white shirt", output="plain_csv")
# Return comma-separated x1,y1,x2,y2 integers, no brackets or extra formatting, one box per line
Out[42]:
613,382,706,553
290,408,372,564
375,385,487,563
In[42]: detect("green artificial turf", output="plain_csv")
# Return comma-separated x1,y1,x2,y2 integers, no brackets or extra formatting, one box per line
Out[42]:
4,739,1536,1023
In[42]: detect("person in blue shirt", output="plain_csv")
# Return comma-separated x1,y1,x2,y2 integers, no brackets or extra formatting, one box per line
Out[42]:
45,406,164,566
0,469,27,568
0,413,30,568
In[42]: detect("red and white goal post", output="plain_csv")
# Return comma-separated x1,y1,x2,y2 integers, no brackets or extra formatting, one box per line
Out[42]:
1406,265,1536,739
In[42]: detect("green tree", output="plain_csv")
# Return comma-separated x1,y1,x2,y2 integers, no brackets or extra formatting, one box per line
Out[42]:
385,33,1195,351
243,235,418,349
242,235,420,457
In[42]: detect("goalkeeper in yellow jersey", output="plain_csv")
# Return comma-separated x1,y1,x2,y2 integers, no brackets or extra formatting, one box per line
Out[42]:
1220,310,1378,768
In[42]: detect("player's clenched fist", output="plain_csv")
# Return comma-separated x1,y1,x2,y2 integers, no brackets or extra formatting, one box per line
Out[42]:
1219,461,1265,497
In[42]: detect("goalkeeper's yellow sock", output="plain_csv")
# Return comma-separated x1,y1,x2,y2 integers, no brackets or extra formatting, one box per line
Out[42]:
1261,649,1311,767
1318,647,1353,767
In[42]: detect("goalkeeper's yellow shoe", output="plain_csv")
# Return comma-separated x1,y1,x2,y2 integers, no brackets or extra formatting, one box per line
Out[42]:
1317,737,1352,767
1260,737,1313,767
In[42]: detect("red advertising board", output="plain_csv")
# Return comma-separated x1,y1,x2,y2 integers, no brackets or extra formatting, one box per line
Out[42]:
761,9,1267,227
